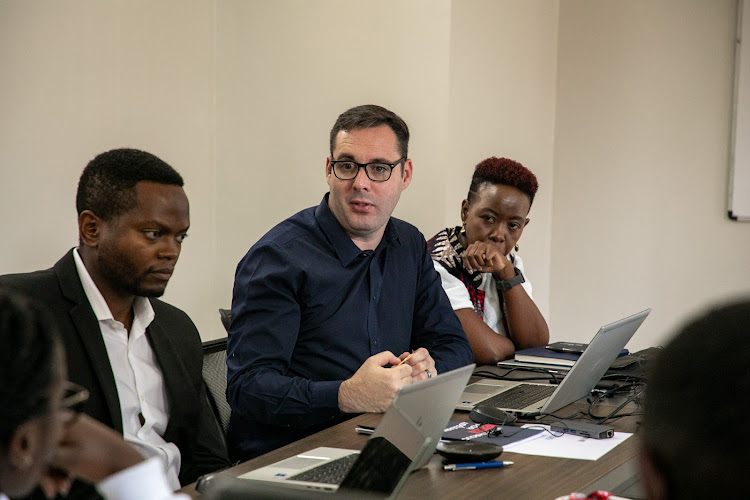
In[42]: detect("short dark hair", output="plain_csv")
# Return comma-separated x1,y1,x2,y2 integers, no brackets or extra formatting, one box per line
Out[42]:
76,148,184,221
642,299,750,498
329,105,410,159
0,290,60,444
467,157,539,208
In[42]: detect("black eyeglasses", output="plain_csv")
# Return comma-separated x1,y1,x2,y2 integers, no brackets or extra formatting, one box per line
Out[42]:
330,157,406,182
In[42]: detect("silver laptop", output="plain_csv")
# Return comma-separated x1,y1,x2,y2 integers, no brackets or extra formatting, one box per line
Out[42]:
238,364,475,497
456,309,650,416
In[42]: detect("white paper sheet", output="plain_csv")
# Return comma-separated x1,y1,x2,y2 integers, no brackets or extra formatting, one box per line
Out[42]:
502,424,632,460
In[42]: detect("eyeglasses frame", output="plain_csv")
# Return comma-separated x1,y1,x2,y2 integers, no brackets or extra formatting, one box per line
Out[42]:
330,156,406,183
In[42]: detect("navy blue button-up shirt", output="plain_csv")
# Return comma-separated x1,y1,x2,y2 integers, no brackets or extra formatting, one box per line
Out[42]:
226,195,472,460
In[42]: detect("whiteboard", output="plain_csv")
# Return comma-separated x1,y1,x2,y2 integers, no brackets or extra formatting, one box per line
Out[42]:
729,0,750,220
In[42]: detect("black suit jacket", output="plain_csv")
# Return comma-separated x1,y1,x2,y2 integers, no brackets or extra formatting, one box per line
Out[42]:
0,250,230,496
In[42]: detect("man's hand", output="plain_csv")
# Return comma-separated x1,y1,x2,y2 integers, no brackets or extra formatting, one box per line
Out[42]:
338,351,413,413
41,413,144,496
398,347,436,382
462,241,514,280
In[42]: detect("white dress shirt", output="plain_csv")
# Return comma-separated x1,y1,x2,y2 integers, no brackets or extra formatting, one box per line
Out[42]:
73,249,181,490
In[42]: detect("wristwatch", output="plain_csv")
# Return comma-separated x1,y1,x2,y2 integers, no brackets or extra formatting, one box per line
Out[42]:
496,266,525,291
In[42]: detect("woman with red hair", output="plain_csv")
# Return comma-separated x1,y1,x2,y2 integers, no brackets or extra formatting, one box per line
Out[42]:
427,157,549,364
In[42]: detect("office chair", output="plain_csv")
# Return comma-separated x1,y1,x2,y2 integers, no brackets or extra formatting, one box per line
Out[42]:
202,337,231,435
219,308,232,332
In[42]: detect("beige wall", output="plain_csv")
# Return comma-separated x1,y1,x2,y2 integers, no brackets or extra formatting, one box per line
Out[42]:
1,0,747,351
447,0,558,319
552,0,750,349
0,0,220,337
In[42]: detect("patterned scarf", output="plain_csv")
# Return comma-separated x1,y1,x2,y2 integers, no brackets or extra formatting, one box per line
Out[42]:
426,226,487,317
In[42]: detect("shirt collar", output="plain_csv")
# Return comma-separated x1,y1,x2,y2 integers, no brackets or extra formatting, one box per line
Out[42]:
73,248,154,328
316,193,401,266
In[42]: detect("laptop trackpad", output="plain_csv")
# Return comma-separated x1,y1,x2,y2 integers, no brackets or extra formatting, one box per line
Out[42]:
275,455,328,471
465,383,507,394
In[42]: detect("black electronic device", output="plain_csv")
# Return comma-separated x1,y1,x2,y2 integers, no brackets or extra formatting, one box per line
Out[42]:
550,419,614,439
435,441,503,463
545,341,588,354
469,405,518,425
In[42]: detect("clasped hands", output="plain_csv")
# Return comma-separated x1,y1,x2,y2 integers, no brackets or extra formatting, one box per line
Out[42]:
462,240,515,281
338,348,435,414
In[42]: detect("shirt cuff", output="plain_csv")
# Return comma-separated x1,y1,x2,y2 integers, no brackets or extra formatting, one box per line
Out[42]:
96,457,187,500
310,379,343,409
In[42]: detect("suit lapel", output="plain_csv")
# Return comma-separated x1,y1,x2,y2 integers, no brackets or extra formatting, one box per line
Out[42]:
55,251,124,432
146,315,197,435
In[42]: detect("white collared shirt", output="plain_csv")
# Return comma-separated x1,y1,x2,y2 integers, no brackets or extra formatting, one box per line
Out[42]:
73,249,181,490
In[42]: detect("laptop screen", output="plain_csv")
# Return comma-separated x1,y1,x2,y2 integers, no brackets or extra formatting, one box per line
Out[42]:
339,436,411,495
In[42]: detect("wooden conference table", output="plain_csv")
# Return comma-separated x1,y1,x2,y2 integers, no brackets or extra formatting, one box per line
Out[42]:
180,372,643,499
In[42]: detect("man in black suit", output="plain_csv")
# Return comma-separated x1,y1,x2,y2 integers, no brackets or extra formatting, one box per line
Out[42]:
0,149,229,498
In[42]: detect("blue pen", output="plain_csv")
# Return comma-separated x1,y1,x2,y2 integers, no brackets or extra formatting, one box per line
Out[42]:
443,461,514,471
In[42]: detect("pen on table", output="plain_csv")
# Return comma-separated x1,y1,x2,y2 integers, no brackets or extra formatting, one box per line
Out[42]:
398,352,416,365
443,461,514,471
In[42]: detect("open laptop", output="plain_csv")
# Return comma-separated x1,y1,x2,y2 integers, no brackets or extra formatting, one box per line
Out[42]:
235,364,475,498
456,309,651,416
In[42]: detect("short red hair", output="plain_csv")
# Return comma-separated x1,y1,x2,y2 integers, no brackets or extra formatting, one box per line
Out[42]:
468,157,538,206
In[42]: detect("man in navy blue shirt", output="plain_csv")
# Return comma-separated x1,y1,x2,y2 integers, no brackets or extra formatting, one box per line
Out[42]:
227,104,473,461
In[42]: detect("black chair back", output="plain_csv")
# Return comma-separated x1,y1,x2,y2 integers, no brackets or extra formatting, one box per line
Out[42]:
202,337,231,434
219,308,232,333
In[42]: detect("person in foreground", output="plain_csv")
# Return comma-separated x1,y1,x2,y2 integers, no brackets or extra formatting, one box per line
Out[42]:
0,149,229,497
227,104,473,460
0,290,188,500
427,157,549,364
639,299,750,499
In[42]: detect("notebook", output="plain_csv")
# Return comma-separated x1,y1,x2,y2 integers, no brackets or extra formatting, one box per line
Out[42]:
455,309,650,416
235,364,475,498
513,344,629,367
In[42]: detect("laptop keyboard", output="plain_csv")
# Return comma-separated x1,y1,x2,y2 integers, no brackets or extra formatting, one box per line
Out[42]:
288,453,358,485
481,384,556,410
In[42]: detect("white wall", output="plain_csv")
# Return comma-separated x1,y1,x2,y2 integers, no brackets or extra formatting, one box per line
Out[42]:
0,0,220,337
551,0,750,350
1,0,747,351
447,0,558,318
